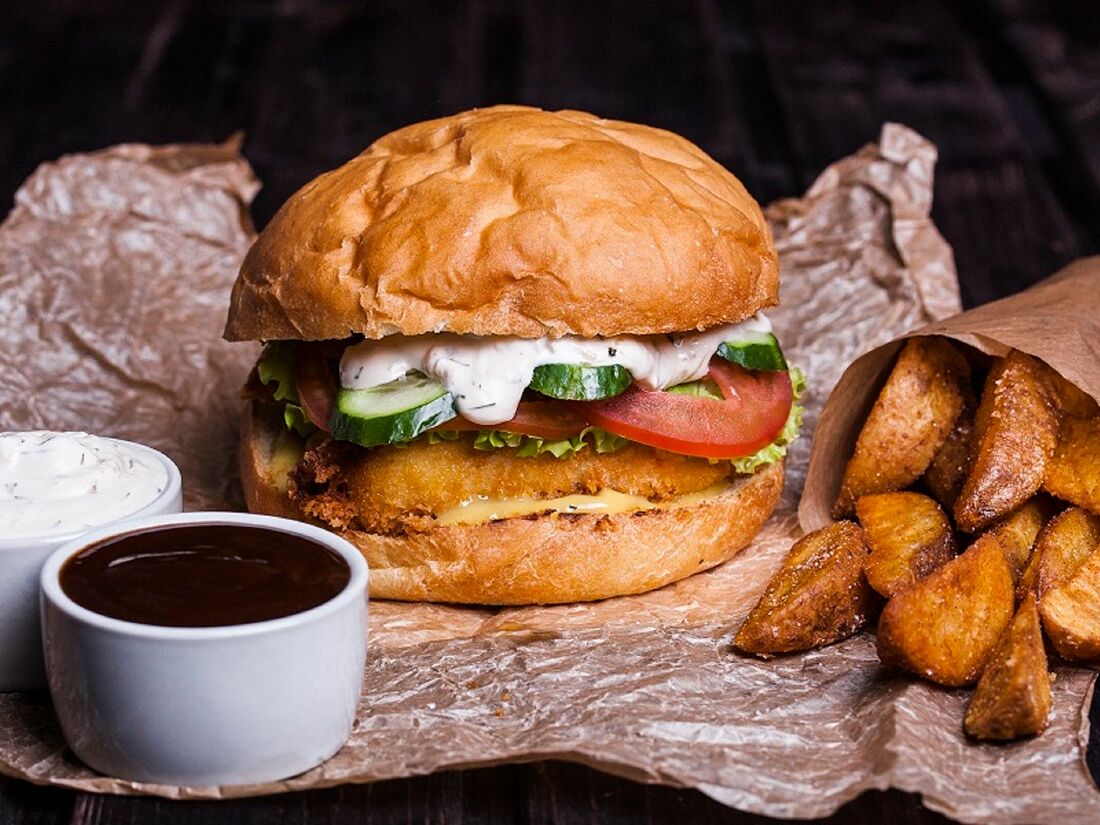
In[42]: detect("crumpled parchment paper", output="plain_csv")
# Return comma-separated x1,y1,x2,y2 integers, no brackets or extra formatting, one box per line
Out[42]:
0,124,1096,824
0,138,261,510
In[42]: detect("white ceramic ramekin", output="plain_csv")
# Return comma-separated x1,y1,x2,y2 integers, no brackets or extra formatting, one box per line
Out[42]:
39,511,368,787
0,438,182,692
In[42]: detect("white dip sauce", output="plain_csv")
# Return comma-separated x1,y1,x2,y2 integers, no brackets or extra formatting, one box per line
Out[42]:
0,432,169,540
341,314,772,425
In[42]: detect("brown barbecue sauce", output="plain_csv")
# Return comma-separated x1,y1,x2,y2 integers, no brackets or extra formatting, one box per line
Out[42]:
60,524,351,627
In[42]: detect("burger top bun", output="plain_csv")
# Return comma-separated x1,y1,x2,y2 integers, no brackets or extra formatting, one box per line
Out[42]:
224,105,778,342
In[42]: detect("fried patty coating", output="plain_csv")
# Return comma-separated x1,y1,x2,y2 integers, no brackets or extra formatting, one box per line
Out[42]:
289,434,733,534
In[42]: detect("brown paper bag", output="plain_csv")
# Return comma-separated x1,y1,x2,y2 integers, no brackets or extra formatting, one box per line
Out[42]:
800,257,1100,531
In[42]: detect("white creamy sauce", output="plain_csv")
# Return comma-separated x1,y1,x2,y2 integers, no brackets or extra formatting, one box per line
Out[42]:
340,314,772,425
0,432,168,540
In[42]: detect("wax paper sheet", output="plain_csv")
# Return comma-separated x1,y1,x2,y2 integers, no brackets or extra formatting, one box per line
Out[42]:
1,124,1097,823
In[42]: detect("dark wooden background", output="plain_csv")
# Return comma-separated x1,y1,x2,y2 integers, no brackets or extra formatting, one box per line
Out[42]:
2,0,1099,822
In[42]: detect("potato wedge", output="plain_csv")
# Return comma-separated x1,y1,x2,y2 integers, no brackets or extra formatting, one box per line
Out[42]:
1050,372,1099,419
1039,545,1100,662
1035,506,1100,599
1043,416,1100,515
981,498,1052,585
735,522,874,656
954,351,1060,532
964,594,1051,740
834,338,971,517
875,534,1014,686
923,382,977,511
855,492,954,598
1016,542,1042,603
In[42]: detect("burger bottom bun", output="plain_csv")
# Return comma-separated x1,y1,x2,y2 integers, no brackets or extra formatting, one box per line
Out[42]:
241,402,785,605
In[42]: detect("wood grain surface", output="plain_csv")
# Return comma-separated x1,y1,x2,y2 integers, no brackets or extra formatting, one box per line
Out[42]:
0,0,1097,822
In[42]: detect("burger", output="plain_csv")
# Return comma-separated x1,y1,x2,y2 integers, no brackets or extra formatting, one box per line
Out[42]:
225,105,803,604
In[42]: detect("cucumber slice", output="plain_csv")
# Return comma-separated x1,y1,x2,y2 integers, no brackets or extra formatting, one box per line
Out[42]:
331,374,456,447
717,332,788,371
529,364,632,400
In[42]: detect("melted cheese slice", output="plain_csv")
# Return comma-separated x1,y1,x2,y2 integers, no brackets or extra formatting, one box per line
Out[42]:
434,482,733,527
271,436,305,493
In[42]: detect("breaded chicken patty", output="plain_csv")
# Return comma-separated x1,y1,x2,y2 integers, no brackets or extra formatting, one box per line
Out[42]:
289,433,734,534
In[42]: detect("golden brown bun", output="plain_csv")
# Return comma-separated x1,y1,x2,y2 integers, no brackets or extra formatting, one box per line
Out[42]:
225,105,778,342
241,402,784,604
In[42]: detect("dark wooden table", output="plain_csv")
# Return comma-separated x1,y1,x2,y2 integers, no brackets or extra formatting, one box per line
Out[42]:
2,1,1099,822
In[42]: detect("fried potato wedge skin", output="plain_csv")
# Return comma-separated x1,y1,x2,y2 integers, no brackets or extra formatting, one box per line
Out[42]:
1050,373,1100,419
964,594,1051,740
1040,545,1100,662
955,352,1060,533
1035,506,1100,599
982,498,1053,585
924,382,977,511
855,492,954,598
1043,416,1100,516
875,535,1015,686
834,338,970,518
735,522,873,657
1016,542,1042,603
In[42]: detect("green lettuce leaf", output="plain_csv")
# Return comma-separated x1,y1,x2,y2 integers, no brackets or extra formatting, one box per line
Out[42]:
426,429,462,444
283,403,315,437
259,342,318,436
257,342,299,403
666,378,723,399
589,427,629,453
467,427,627,458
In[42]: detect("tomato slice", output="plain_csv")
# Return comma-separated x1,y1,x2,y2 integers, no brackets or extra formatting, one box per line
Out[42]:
437,401,588,441
294,344,339,432
580,360,792,459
